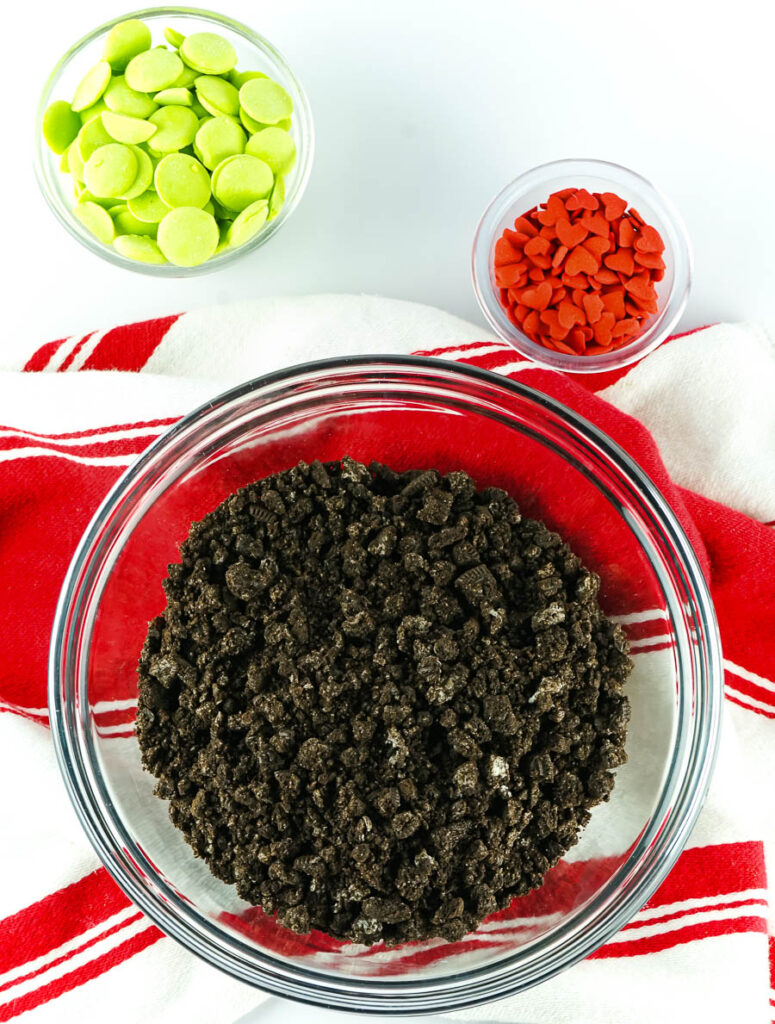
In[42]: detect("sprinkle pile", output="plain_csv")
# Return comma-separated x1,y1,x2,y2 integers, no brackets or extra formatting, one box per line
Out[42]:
494,189,666,355
41,18,296,267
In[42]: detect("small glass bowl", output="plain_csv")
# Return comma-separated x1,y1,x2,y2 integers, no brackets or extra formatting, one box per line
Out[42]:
472,159,692,373
49,357,721,1013
34,6,314,277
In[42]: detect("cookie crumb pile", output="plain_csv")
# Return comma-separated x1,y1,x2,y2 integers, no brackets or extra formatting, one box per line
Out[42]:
137,458,631,945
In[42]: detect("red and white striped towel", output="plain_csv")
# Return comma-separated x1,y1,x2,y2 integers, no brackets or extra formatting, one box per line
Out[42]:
0,296,773,1024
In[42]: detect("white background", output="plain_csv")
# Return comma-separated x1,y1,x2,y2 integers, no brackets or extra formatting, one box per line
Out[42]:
3,0,775,366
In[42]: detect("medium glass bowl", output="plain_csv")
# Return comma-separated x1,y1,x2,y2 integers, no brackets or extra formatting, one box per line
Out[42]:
472,159,692,373
34,6,314,277
49,357,721,1013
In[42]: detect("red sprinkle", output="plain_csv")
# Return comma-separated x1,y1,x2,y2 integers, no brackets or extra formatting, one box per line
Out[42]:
493,187,665,356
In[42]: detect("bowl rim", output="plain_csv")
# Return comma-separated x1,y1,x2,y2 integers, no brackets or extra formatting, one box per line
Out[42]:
34,5,314,277
471,157,693,374
49,354,722,1012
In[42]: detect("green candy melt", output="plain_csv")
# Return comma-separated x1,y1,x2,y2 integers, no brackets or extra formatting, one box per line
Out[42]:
148,104,199,152
239,78,293,125
269,174,285,220
104,75,158,118
195,116,245,170
229,69,268,89
155,153,211,208
120,146,155,199
113,206,158,236
79,99,109,124
74,199,116,243
212,154,273,212
157,206,219,265
113,234,167,263
164,26,186,49
245,127,296,176
154,87,193,106
226,198,268,248
195,75,240,116
71,61,112,113
128,190,170,223
180,32,237,75
44,15,295,267
43,101,81,154
103,19,152,71
83,143,137,197
101,110,157,144
125,48,183,93
77,117,113,160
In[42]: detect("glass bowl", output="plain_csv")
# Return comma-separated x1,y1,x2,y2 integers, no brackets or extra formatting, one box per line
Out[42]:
34,6,314,277
472,159,692,373
49,357,721,1013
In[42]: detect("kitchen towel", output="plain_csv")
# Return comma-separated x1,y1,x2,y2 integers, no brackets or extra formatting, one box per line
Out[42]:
0,295,773,1024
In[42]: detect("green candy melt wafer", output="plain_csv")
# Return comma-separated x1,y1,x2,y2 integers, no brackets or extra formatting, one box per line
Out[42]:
164,26,186,49
72,61,112,112
73,199,116,244
101,110,157,144
180,32,237,75
226,198,268,248
154,87,193,106
172,66,199,88
79,99,109,124
239,78,293,125
112,206,158,236
195,75,240,116
269,174,285,220
77,117,113,160
148,104,199,151
103,19,152,71
125,48,183,93
121,146,155,199
157,206,219,265
104,75,158,118
154,153,211,208
245,127,295,176
229,69,268,89
43,101,81,154
83,143,138,197
212,154,273,212
195,116,245,170
67,142,86,182
114,234,167,263
128,190,170,223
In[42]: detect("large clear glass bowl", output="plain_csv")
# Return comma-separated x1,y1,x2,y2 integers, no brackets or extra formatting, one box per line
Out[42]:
34,6,314,277
49,357,721,1013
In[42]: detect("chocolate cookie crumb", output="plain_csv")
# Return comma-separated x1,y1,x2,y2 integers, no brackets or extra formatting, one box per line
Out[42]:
137,458,631,946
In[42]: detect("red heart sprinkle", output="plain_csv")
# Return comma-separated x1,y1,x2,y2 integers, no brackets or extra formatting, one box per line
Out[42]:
618,218,636,247
582,292,604,324
634,224,665,253
536,194,567,226
604,250,635,275
520,280,553,310
582,236,611,260
600,192,627,220
565,244,599,277
557,300,585,330
579,212,610,238
555,218,588,248
565,188,599,212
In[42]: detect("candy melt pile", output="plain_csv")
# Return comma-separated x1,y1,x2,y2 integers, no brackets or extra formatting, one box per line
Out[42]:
41,18,295,266
494,189,666,355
